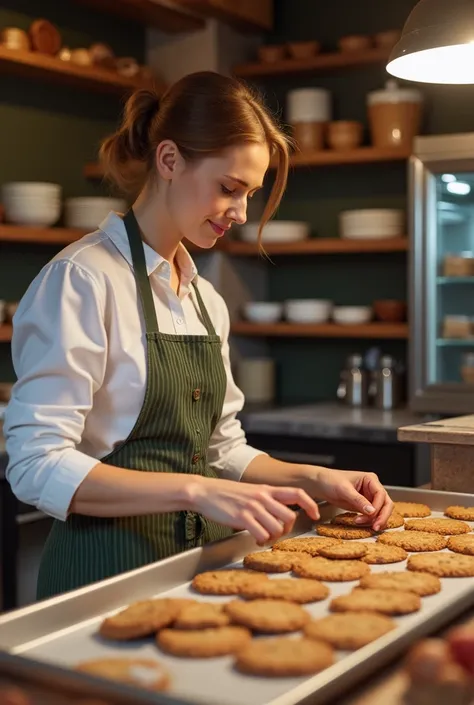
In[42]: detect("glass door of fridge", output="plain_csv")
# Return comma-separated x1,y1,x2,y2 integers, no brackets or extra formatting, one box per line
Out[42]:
410,133,474,413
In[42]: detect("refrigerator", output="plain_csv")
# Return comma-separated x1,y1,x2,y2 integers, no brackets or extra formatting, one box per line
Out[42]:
410,132,474,414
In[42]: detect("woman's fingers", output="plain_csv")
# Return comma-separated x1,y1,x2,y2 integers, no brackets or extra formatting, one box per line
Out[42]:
271,487,320,521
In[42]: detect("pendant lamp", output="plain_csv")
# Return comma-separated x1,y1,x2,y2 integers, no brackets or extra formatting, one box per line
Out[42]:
387,0,474,84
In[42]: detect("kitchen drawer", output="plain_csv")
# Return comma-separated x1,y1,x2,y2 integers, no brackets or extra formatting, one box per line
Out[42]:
245,433,417,487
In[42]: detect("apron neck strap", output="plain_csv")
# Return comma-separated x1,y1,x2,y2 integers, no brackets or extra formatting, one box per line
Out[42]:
124,208,159,334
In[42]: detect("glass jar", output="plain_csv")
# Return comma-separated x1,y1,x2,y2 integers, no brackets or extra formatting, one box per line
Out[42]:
461,352,474,384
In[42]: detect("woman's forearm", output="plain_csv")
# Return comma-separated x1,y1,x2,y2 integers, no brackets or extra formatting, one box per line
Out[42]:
69,462,197,517
241,454,321,495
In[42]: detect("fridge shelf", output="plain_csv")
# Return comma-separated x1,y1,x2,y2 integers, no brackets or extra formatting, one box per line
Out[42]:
437,338,474,347
437,276,474,284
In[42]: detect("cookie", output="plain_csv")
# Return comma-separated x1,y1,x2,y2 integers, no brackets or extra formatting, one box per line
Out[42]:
405,518,471,535
445,505,474,522
377,530,447,552
224,599,309,633
99,599,183,640
234,637,334,677
304,612,395,650
191,570,268,595
407,552,474,577
358,570,441,596
318,542,368,560
273,537,341,556
330,588,421,615
332,511,404,530
317,524,375,540
393,502,431,518
243,550,309,573
239,577,329,604
448,534,474,556
174,602,230,629
157,626,251,657
361,544,408,565
76,658,169,691
293,556,370,582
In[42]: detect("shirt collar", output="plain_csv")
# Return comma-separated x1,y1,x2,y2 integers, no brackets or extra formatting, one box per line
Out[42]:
99,211,198,284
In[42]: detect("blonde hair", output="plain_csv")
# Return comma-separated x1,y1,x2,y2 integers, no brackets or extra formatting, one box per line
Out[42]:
100,71,291,245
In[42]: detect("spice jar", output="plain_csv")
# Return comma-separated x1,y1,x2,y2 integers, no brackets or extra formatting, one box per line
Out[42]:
442,315,471,339
287,88,331,152
367,80,422,150
443,252,474,277
461,352,474,384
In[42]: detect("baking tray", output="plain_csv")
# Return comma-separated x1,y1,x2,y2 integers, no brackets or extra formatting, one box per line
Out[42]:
1,487,474,705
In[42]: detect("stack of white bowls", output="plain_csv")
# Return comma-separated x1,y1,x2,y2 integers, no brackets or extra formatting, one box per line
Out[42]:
2,182,62,226
286,88,331,151
339,209,404,239
65,198,127,230
284,299,333,324
238,221,310,244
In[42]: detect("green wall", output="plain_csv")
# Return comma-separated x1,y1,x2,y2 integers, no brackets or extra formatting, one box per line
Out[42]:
254,0,474,404
0,0,145,380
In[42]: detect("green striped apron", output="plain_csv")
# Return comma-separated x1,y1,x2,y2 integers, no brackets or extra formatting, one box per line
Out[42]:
37,209,233,599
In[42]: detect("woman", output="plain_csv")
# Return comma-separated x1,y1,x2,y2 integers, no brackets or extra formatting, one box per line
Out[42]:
4,71,393,599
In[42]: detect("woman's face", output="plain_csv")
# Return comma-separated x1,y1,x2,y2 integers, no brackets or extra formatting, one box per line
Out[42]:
167,142,270,248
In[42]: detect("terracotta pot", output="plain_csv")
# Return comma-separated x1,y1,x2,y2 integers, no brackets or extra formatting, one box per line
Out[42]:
258,44,286,63
374,30,401,50
373,300,407,323
292,121,325,151
327,121,363,151
338,35,371,52
287,40,321,59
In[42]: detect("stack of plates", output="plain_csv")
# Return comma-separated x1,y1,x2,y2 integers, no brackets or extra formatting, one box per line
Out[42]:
339,209,404,240
238,221,310,244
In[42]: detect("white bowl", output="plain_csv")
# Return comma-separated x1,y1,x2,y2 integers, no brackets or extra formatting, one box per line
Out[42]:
339,209,404,239
333,306,372,325
243,302,283,324
285,299,332,323
65,198,126,230
4,198,61,227
2,182,61,199
238,221,310,244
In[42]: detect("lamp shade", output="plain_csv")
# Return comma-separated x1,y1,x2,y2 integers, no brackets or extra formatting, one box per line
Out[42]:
387,0,474,84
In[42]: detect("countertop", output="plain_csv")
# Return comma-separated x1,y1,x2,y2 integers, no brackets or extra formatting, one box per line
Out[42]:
399,414,474,446
240,402,430,444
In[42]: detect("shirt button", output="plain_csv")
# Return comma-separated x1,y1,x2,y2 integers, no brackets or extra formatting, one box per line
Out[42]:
192,388,201,401
176,317,184,325
192,453,200,465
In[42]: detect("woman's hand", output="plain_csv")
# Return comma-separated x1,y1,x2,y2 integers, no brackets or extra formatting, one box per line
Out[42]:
187,476,320,544
309,468,393,532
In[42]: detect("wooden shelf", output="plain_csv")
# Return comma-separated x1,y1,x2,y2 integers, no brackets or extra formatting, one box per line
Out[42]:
0,225,86,245
0,325,13,342
74,0,205,33
224,237,408,256
234,47,391,78
175,0,273,33
231,322,409,339
0,45,166,95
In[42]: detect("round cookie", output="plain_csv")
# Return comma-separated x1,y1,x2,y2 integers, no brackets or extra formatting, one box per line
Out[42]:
304,612,395,650
361,544,408,565
243,550,309,573
234,637,334,677
445,505,474,522
358,570,441,596
405,518,471,535
273,537,341,556
99,599,182,640
76,658,169,691
239,577,329,604
318,542,368,560
330,588,421,615
224,599,309,633
157,626,251,657
448,534,474,556
332,511,404,530
317,524,375,540
174,603,230,629
392,502,431,518
293,557,370,582
377,530,447,552
191,570,268,595
407,552,474,577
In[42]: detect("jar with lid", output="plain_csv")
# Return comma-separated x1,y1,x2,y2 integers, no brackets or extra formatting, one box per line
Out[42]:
461,352,474,384
286,87,331,152
443,252,474,277
367,79,422,150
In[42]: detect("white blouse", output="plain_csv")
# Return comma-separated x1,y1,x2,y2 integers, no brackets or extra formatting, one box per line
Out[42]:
4,211,264,521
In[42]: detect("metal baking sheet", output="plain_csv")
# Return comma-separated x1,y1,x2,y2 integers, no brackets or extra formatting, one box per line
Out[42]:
1,487,474,705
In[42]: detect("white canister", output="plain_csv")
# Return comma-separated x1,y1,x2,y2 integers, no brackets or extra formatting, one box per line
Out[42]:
237,358,276,404
287,88,331,123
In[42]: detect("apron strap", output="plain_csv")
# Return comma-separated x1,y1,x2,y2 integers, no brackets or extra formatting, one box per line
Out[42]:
192,281,217,336
124,209,159,334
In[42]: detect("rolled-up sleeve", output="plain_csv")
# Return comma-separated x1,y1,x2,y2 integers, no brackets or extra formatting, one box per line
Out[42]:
206,293,266,481
4,260,107,520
